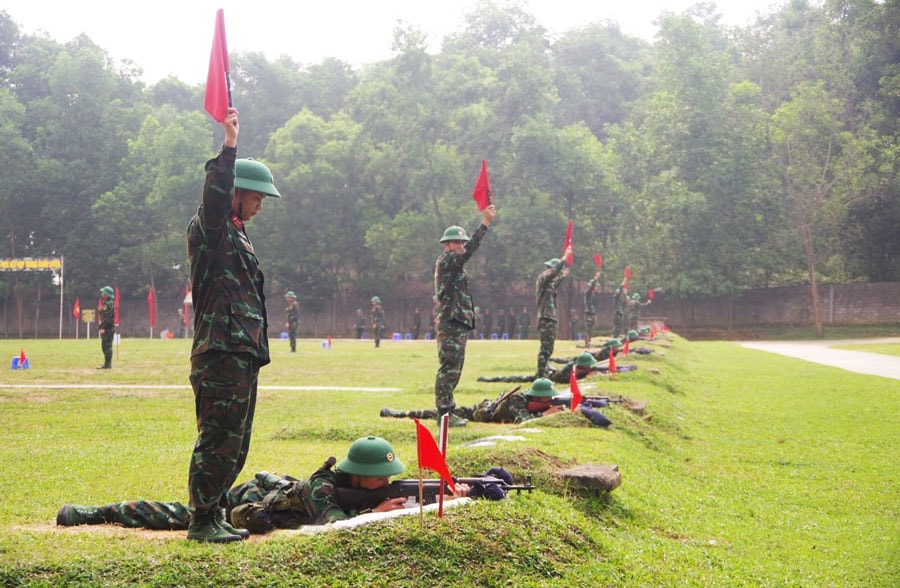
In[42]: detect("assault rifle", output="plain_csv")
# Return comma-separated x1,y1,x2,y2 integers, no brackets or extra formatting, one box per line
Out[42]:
552,394,626,409
335,475,534,512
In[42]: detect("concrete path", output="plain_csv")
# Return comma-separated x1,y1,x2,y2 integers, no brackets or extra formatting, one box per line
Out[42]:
738,337,900,380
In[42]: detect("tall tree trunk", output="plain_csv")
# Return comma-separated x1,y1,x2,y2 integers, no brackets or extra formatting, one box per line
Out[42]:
801,223,824,338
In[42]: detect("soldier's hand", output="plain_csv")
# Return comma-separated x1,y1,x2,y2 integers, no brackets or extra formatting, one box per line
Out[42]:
483,204,496,225
373,497,408,512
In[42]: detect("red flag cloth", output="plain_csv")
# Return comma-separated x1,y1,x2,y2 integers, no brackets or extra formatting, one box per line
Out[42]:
19,348,26,363
563,219,574,264
204,9,231,123
147,288,155,328
609,349,617,374
73,298,81,320
472,160,491,211
114,287,120,326
414,419,456,494
593,253,602,268
623,338,629,356
647,288,654,300
569,368,582,413
624,266,632,280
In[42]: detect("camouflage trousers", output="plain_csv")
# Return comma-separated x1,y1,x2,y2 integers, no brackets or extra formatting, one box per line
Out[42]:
613,311,626,338
188,351,259,517
95,501,193,530
100,329,114,363
288,323,299,352
536,318,558,377
434,320,469,415
401,406,476,421
584,313,595,344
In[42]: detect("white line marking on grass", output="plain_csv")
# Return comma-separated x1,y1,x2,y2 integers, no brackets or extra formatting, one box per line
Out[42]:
0,384,402,392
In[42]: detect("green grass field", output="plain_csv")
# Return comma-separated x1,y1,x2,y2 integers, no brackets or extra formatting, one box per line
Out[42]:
1,334,898,586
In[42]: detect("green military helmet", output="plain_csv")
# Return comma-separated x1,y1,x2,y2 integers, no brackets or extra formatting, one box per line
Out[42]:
337,436,405,477
524,378,558,398
632,293,641,300
99,286,114,298
285,291,297,299
627,329,640,340
544,258,561,268
639,326,651,335
575,352,598,368
604,338,622,348
371,296,381,304
440,225,469,242
235,158,281,198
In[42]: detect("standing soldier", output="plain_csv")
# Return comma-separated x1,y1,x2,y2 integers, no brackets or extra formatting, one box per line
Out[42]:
569,308,578,341
583,271,600,347
370,297,384,348
284,291,300,352
534,245,573,377
496,309,507,339
612,281,629,339
517,306,530,340
96,286,115,369
483,309,493,338
433,204,496,427
354,309,365,339
411,307,422,339
628,292,652,331
185,107,281,543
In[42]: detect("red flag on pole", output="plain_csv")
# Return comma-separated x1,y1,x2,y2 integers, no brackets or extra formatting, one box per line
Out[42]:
73,298,81,320
593,253,602,268
569,367,582,413
623,338,629,356
204,9,232,123
147,288,156,328
472,160,492,211
414,419,456,494
623,266,632,280
113,287,120,326
647,288,654,301
19,348,26,364
608,348,617,375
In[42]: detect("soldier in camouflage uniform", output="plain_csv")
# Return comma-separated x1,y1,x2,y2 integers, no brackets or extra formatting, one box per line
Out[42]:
612,282,629,339
432,204,496,427
96,286,115,369
381,377,563,424
478,351,606,385
534,245,572,377
583,271,601,347
284,291,300,352
184,107,281,543
628,292,652,331
370,296,384,347
56,437,413,534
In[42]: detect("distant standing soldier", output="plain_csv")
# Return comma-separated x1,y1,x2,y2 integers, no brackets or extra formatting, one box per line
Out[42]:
518,306,530,340
496,309,507,338
411,307,422,339
185,107,281,543
483,309,493,338
354,309,365,339
433,204,496,427
96,286,115,369
534,245,572,377
583,271,600,347
284,291,300,352
612,282,629,339
370,297,384,348
569,308,578,341
628,292,652,331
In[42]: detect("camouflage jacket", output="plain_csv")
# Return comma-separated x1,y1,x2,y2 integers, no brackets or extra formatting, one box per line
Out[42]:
433,223,489,330
187,144,270,365
474,391,541,424
370,305,384,328
535,259,569,322
225,461,355,529
286,301,300,326
97,299,115,330
613,286,629,315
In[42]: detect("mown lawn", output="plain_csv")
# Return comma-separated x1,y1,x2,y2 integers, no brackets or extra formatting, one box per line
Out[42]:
1,334,898,586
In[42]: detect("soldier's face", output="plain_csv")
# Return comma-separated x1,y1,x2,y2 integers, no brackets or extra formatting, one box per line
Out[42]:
233,190,264,221
355,475,391,490
444,240,465,252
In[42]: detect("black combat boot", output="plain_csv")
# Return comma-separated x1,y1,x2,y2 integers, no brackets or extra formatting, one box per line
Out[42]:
186,510,242,543
214,508,249,539
56,505,107,526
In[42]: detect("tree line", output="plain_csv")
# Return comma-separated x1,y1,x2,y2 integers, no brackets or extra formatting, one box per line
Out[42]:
0,0,897,338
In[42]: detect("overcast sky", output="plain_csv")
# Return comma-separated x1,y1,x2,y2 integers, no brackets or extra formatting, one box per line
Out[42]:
3,0,789,85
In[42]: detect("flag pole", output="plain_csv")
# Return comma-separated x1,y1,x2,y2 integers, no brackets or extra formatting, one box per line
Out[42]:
438,414,449,518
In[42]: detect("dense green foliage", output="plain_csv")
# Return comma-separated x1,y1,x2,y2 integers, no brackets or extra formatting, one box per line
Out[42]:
0,0,897,315
1,334,898,585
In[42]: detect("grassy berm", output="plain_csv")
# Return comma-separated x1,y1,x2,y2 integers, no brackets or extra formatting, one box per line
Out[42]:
0,334,898,587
